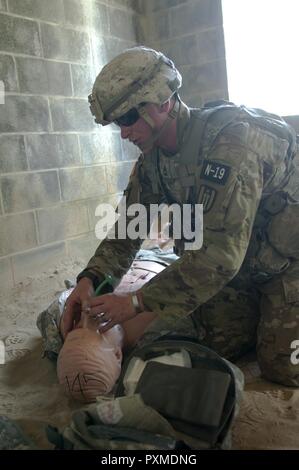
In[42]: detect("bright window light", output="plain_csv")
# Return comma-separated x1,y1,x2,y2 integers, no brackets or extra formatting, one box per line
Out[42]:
222,0,299,116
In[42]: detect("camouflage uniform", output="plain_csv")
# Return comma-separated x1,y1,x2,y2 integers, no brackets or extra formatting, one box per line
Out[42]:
83,47,299,387
37,288,73,360
0,416,35,450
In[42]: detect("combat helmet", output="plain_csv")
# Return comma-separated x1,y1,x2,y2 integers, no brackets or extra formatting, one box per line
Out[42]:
89,46,182,126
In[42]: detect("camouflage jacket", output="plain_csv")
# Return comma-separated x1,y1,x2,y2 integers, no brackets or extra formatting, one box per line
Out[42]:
84,100,298,326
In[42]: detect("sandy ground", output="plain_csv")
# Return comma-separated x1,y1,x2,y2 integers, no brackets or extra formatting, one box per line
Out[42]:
0,255,299,450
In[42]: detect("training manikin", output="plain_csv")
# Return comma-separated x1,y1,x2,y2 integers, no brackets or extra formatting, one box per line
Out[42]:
56,259,166,403
57,309,158,403
57,316,124,403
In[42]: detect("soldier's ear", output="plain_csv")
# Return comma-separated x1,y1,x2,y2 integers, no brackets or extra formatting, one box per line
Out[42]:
160,100,171,113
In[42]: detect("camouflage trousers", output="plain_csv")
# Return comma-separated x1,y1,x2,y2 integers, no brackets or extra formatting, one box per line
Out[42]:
144,262,299,387
195,262,299,387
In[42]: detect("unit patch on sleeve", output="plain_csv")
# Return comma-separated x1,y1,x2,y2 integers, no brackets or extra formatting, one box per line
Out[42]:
198,185,217,213
200,160,231,185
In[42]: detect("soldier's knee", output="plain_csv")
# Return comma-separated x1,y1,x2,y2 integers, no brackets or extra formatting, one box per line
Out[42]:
257,286,299,386
257,346,299,387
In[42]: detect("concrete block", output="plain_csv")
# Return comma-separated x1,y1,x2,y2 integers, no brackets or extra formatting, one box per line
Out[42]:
88,193,121,234
16,57,72,96
0,212,37,256
26,134,80,170
180,59,227,98
135,15,148,43
64,0,109,34
109,0,137,10
196,27,225,64
0,13,42,56
71,64,94,97
8,0,64,22
121,138,139,161
109,8,136,41
0,135,27,173
91,1,109,34
66,233,99,262
155,11,171,40
11,241,66,284
50,98,96,132
36,201,89,244
131,0,143,14
160,27,225,68
144,0,187,13
200,88,228,105
91,35,135,69
0,55,18,92
0,95,50,132
63,0,91,28
1,171,60,213
0,257,14,293
159,35,198,67
171,0,222,37
0,0,7,11
59,166,107,201
41,23,91,63
145,10,170,40
80,130,122,165
106,161,134,194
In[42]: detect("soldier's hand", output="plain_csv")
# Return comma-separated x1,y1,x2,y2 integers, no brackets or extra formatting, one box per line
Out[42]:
85,293,137,333
61,278,94,339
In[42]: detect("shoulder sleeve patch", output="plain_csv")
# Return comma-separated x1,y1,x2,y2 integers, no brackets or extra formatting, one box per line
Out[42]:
200,160,231,185
198,185,218,213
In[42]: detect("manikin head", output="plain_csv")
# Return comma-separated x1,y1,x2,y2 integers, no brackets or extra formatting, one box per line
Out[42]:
89,46,182,154
57,326,123,403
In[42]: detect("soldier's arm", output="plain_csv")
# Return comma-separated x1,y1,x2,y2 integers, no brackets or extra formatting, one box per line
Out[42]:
78,155,157,288
139,122,264,326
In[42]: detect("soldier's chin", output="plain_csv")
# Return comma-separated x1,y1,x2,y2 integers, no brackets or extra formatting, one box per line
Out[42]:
138,140,154,154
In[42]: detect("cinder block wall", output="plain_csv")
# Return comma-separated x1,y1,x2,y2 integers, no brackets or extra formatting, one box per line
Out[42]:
137,0,228,107
0,0,229,291
0,0,140,290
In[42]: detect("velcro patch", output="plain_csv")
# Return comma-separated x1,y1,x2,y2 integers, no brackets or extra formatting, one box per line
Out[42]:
200,160,231,185
198,185,217,213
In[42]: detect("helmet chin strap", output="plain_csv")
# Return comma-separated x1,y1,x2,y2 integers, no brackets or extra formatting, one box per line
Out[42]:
137,99,180,154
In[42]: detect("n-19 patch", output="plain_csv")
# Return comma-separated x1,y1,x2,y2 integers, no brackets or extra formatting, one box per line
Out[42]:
198,185,217,213
200,160,231,185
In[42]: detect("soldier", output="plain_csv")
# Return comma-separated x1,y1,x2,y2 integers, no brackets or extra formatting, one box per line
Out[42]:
62,46,299,387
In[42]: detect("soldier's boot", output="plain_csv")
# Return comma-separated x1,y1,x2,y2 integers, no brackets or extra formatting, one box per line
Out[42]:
257,262,299,386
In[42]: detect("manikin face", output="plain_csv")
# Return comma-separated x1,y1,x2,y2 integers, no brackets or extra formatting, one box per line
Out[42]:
118,102,170,154
57,327,123,403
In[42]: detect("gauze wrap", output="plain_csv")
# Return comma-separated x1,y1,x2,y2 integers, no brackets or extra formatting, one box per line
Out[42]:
57,326,123,403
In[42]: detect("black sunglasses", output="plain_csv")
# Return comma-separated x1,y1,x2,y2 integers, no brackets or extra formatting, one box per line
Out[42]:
114,107,140,127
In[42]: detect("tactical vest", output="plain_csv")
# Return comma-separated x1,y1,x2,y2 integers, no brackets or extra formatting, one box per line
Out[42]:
144,101,298,275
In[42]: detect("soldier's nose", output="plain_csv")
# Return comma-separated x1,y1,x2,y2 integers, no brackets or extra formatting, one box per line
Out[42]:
120,126,130,139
